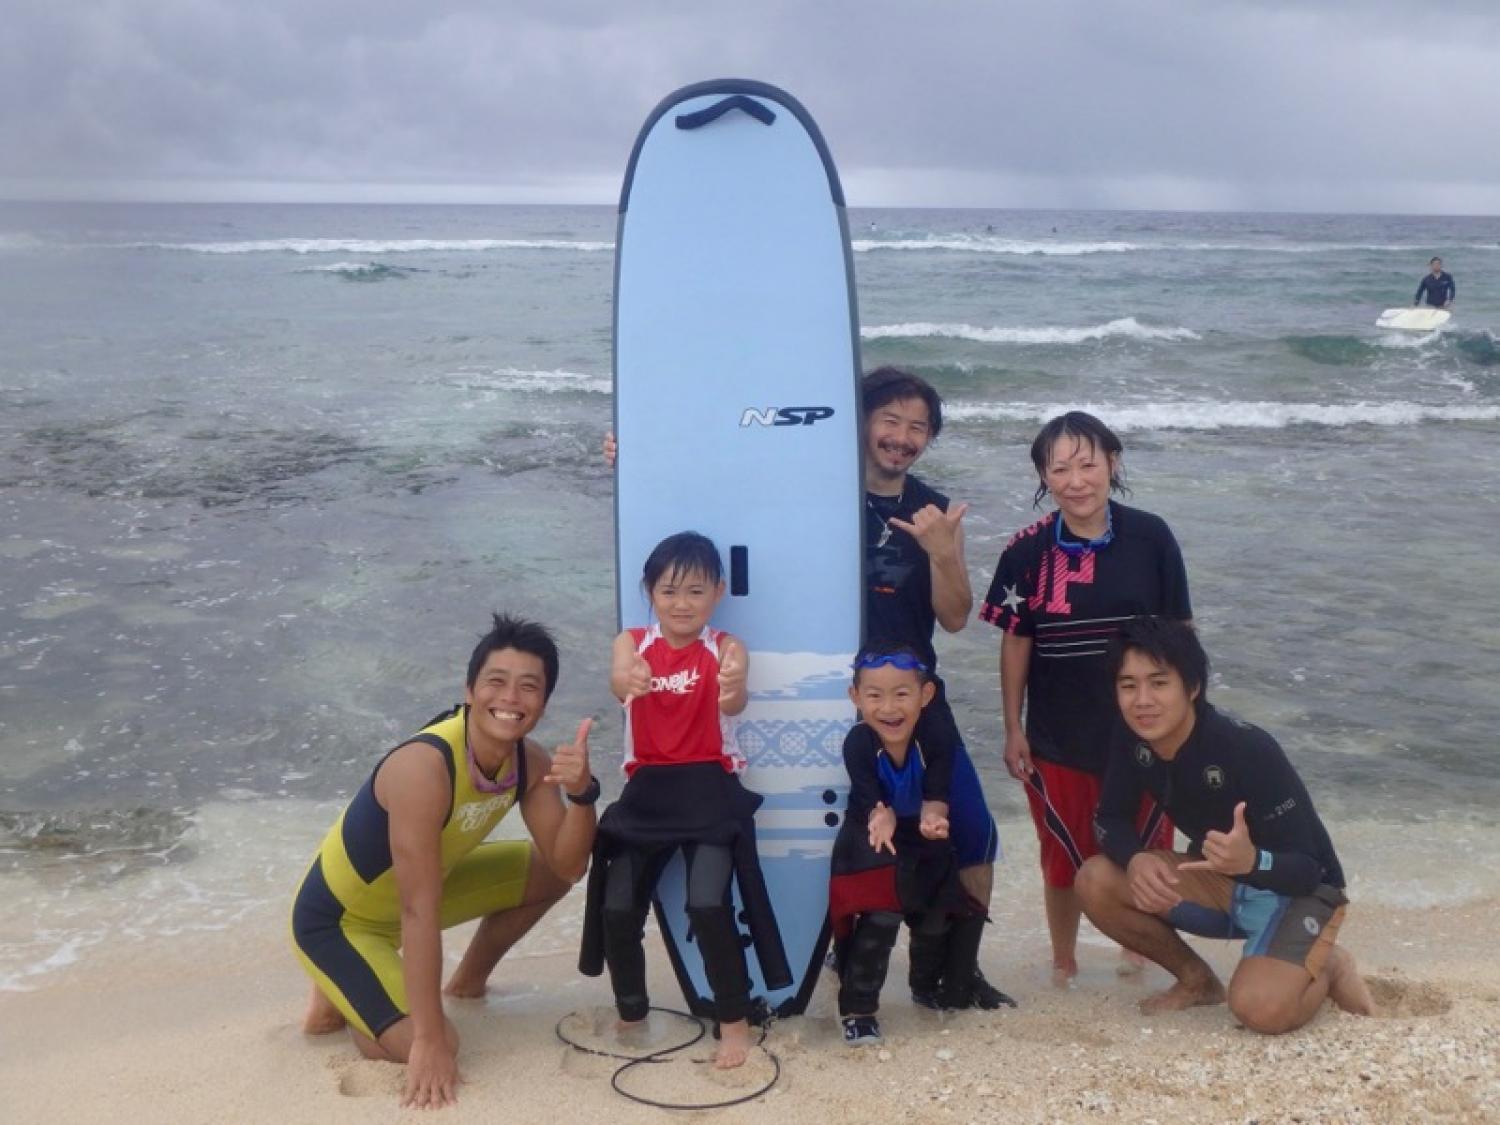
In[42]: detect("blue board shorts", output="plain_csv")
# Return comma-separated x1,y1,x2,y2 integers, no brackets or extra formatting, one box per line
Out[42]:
1154,850,1348,977
948,742,1000,868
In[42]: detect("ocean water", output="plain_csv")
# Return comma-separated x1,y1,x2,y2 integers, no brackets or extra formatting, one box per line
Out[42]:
2,202,1498,989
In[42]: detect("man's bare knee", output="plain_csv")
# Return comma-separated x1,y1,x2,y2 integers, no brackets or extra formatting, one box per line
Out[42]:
1075,855,1123,910
1228,981,1301,1035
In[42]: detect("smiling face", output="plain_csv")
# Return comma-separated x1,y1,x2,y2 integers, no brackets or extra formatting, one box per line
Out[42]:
864,395,933,489
464,647,548,748
1042,433,1118,534
1115,648,1198,759
848,662,936,751
649,565,724,647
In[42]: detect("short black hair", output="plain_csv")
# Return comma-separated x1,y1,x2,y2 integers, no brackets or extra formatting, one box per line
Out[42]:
641,530,723,593
467,613,561,700
850,641,933,686
1108,617,1208,703
862,366,943,439
1430,256,1443,265
1029,411,1128,508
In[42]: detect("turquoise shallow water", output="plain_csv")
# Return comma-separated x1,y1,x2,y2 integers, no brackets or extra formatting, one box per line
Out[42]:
1,202,1497,984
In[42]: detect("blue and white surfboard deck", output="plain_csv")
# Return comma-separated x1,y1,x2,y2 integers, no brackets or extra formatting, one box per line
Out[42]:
613,79,863,1018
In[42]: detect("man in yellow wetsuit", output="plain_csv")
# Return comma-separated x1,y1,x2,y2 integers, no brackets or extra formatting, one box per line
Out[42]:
291,613,600,1108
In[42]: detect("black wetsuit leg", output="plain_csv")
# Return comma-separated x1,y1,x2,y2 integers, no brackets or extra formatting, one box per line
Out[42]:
602,845,668,1022
683,842,752,1025
837,911,902,1017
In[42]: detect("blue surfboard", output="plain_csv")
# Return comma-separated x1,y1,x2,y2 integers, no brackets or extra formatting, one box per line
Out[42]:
613,79,863,1018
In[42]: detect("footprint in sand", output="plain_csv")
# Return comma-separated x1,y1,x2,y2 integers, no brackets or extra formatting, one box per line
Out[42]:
1364,975,1453,1018
332,1059,402,1097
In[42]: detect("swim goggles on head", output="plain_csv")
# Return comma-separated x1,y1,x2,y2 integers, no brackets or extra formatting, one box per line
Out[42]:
852,652,930,673
1054,507,1115,555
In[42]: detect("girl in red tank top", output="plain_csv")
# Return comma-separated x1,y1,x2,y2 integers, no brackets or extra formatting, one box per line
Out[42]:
598,531,765,1069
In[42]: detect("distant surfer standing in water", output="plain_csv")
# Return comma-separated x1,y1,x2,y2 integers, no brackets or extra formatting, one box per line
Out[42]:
290,614,599,1109
1414,257,1456,309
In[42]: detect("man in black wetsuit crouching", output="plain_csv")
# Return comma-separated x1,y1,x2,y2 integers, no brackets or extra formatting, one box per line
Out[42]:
1075,617,1376,1034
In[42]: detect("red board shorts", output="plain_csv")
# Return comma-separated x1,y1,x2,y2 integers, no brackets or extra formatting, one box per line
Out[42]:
1024,757,1171,889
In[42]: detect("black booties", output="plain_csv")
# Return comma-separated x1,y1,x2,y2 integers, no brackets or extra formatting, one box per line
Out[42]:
907,922,948,1005
935,915,987,1010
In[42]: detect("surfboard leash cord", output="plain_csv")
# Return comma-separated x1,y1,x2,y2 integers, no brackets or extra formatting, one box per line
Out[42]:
555,1005,782,1110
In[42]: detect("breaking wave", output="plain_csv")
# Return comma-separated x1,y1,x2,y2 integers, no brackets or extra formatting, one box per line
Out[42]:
945,400,1500,431
863,317,1198,345
143,238,614,254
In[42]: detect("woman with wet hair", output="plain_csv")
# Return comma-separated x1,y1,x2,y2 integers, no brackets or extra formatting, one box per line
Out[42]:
978,411,1192,986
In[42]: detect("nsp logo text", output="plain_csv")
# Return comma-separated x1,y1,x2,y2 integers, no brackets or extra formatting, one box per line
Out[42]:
739,406,836,427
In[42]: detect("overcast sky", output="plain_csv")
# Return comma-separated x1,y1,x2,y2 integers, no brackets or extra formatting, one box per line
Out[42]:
5,0,1499,213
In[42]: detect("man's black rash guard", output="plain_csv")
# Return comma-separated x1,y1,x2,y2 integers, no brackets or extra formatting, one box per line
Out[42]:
1415,271,1456,307
1094,703,1345,897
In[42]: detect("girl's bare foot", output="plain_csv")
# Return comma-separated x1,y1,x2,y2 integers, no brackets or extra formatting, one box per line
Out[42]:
1325,946,1377,1016
714,1019,750,1069
1139,971,1225,1014
302,985,347,1035
1051,957,1079,988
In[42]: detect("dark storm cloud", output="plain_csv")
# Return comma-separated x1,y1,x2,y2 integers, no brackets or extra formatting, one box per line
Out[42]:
3,0,1498,211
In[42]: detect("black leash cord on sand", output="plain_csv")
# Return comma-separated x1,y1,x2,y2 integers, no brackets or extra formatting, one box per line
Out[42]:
555,1006,782,1111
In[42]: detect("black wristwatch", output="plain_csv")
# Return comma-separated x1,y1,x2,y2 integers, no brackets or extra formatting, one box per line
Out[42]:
565,775,601,806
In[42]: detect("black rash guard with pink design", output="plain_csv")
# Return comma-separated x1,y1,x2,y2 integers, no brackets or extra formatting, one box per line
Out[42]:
980,501,1191,775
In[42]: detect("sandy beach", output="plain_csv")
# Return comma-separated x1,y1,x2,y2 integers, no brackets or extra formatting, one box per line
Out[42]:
4,823,1496,1125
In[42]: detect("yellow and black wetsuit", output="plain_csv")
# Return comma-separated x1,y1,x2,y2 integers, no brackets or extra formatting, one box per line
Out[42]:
290,705,532,1038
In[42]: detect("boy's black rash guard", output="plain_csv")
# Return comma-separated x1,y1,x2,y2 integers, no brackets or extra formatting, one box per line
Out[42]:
1094,703,1345,897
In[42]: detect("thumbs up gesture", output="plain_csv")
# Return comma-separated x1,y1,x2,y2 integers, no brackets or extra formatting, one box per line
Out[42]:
717,640,749,713
1180,802,1256,876
544,718,595,798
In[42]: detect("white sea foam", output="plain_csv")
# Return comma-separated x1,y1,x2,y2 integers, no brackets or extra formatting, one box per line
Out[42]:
853,237,1138,256
0,797,587,989
853,237,1500,256
945,400,1500,431
1372,328,1448,349
447,368,611,395
862,317,1199,345
143,238,614,255
300,261,401,275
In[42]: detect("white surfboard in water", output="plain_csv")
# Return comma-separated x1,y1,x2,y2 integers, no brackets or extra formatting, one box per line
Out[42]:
613,79,863,1018
1377,307,1451,332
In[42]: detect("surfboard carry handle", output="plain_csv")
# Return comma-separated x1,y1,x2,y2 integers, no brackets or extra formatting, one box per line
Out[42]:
676,95,776,131
729,545,749,596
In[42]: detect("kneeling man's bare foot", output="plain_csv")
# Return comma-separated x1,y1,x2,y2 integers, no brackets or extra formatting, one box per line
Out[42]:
302,985,347,1035
1139,972,1225,1014
1325,946,1376,1016
714,1019,750,1069
442,973,489,1000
